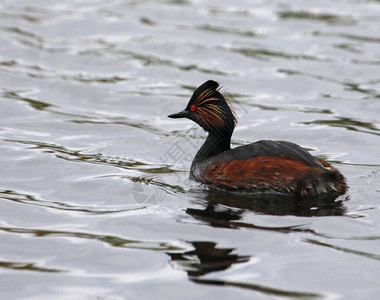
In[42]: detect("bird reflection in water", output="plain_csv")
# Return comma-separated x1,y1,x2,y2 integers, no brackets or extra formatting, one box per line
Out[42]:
167,241,250,277
167,191,346,277
187,189,347,228
167,239,322,298
166,190,343,298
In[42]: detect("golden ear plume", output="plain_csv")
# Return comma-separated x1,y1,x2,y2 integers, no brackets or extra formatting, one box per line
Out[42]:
192,87,237,128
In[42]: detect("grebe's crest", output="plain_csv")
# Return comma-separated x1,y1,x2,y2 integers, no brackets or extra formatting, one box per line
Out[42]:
186,80,237,131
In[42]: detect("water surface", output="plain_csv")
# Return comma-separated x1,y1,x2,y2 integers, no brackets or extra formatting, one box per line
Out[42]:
1,0,380,299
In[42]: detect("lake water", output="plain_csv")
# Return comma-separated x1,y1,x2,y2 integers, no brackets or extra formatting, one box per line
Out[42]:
1,0,380,299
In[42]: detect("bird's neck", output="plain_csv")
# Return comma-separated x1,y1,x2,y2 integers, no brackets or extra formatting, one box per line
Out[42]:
192,129,232,164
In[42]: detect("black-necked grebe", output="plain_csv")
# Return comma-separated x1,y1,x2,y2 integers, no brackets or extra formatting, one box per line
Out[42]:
168,80,347,197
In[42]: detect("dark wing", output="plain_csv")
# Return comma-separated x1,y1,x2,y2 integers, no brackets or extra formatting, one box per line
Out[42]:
211,140,324,168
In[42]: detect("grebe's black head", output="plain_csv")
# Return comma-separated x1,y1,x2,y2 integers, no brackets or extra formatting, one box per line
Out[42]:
168,80,237,135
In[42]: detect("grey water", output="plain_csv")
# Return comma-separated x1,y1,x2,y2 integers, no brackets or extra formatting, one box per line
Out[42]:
1,0,380,299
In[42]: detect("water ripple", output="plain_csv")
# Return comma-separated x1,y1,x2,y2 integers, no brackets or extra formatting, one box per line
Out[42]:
3,139,186,195
0,259,63,273
278,10,356,25
0,225,186,252
301,116,380,136
304,238,380,261
0,189,144,214
191,278,323,299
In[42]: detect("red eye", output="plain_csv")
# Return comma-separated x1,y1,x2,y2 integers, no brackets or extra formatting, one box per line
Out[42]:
190,104,196,111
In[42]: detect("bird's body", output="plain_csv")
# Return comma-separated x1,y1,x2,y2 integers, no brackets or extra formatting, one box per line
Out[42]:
168,80,347,197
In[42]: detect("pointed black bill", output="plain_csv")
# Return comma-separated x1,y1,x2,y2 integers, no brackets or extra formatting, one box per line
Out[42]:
168,110,189,118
